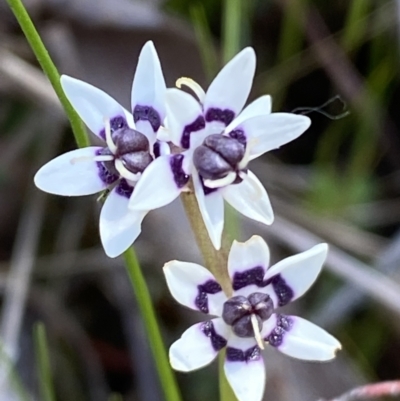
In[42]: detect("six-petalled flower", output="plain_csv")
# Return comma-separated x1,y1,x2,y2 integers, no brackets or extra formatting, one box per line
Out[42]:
164,236,341,401
128,47,311,249
34,41,168,258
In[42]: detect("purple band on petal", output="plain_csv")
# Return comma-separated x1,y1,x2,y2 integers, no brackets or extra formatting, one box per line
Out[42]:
232,266,267,291
201,320,227,351
133,105,161,132
181,116,206,149
266,314,293,347
195,279,222,313
205,108,235,126
229,129,247,146
96,149,119,185
115,179,134,198
270,275,294,307
226,346,261,362
170,154,190,188
99,115,127,140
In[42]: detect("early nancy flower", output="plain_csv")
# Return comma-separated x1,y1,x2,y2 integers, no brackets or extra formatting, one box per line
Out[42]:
34,41,167,258
128,47,311,249
164,236,341,401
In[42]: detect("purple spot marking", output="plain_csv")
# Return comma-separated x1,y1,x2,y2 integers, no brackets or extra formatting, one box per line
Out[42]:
133,105,161,132
266,314,293,347
232,266,267,291
99,115,127,140
201,320,227,351
96,149,119,185
199,175,217,196
229,129,247,146
195,280,222,313
170,154,190,188
270,275,294,306
116,179,134,198
205,108,235,126
226,346,261,362
181,116,205,149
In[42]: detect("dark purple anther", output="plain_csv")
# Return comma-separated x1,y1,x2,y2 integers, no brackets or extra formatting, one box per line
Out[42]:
115,128,149,155
222,292,274,338
181,116,206,149
170,154,190,189
195,280,222,314
226,346,261,362
133,105,161,132
205,108,235,126
201,321,227,351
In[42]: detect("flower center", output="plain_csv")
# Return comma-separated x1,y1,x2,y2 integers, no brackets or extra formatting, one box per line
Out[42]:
193,134,248,189
101,120,154,183
222,293,274,343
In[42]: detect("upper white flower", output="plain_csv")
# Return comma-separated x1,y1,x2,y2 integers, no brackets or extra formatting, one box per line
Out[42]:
34,41,168,258
164,236,341,401
128,47,311,249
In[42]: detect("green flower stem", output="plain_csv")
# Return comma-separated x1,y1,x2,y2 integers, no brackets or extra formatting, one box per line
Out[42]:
33,323,56,401
5,0,90,148
222,0,242,63
180,191,233,297
123,248,182,401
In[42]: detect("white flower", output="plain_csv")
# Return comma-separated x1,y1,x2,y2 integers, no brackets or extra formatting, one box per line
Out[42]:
34,41,168,258
164,236,341,401
128,47,311,250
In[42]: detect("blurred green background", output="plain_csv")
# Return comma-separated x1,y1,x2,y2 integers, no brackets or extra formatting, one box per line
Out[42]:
1,0,400,400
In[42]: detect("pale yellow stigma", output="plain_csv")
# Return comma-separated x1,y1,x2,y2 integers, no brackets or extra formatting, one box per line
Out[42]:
176,77,206,103
251,314,265,350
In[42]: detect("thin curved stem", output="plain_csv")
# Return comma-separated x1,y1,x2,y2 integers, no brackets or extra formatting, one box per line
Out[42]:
5,0,90,148
124,248,182,401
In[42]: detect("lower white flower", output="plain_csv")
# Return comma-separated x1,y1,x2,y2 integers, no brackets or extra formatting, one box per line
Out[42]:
163,236,341,401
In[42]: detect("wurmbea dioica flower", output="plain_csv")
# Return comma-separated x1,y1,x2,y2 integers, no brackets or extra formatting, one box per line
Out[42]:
34,41,168,258
128,47,311,249
164,236,341,401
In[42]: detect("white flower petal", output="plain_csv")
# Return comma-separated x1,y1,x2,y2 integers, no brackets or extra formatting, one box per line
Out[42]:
131,41,166,142
164,261,227,315
34,147,112,196
204,48,256,123
247,113,311,160
193,171,224,250
61,75,130,139
221,170,274,226
100,184,146,258
268,315,341,361
170,318,228,371
227,236,270,295
128,154,187,211
225,95,272,134
165,88,206,149
264,244,328,305
224,336,265,401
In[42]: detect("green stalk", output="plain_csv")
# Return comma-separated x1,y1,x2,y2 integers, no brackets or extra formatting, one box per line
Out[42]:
123,248,182,401
5,0,90,148
33,323,56,401
222,0,242,63
6,2,182,399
